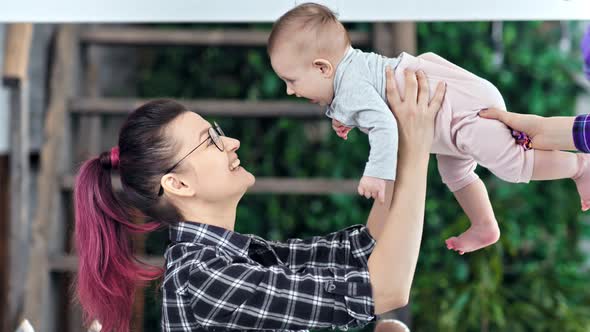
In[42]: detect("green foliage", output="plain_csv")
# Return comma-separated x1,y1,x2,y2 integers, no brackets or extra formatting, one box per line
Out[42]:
139,22,590,331
412,22,590,332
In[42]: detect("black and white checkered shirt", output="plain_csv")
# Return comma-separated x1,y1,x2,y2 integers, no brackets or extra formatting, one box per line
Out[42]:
161,221,376,331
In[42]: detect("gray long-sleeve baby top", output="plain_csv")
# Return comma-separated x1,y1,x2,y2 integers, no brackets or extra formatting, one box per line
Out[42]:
326,46,401,180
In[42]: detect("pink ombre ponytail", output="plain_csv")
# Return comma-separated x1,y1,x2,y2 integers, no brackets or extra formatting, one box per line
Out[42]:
74,155,161,332
73,99,190,331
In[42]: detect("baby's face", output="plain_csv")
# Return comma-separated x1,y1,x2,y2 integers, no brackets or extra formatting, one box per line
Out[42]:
270,45,335,106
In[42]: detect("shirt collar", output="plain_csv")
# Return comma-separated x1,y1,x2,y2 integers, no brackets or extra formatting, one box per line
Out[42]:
169,221,251,257
333,46,355,95
327,46,356,116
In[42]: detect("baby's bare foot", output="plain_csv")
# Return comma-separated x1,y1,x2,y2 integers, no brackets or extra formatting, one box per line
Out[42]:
445,222,500,255
573,154,590,211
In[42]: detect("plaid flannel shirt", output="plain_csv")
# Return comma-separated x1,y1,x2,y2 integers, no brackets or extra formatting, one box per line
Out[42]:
161,221,376,331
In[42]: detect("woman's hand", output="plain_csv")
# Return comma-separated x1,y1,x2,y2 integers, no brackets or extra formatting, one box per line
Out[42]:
385,67,446,155
478,108,575,151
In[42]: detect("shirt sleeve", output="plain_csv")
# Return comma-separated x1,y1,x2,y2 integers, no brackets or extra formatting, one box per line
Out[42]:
332,80,399,181
268,224,376,271
573,114,590,153
183,248,375,330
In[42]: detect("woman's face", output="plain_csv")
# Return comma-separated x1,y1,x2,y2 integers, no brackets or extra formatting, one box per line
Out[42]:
161,111,255,202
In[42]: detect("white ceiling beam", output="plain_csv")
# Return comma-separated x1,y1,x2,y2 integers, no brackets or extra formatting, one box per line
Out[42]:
1,0,590,22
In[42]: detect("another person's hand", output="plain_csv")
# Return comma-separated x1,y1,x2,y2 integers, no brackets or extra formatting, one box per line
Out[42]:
385,67,446,154
478,108,575,151
332,119,352,140
358,175,386,203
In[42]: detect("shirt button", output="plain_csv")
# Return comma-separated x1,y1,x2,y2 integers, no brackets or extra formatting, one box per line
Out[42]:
327,283,336,291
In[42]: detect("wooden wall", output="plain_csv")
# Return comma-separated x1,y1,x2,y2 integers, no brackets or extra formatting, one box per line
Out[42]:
0,155,10,331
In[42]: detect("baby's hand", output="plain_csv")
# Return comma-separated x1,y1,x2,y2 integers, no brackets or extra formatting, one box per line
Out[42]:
331,119,352,140
358,176,386,203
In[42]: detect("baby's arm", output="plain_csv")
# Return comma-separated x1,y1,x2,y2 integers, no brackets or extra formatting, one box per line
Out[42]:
333,81,399,202
355,106,398,203
331,119,352,140
354,104,399,182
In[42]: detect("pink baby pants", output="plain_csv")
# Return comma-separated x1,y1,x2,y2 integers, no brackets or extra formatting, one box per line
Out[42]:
393,52,535,192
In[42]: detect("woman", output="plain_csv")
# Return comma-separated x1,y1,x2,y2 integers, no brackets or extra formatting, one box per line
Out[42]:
73,69,445,332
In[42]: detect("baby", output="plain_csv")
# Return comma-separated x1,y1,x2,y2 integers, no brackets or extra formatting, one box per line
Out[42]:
268,2,590,254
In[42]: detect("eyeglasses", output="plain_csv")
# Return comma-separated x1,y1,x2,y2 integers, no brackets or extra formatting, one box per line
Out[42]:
158,122,225,196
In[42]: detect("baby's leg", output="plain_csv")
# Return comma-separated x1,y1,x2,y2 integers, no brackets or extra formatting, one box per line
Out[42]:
531,150,578,180
573,154,590,210
456,114,590,211
532,150,590,210
455,115,535,183
446,179,500,255
437,154,500,254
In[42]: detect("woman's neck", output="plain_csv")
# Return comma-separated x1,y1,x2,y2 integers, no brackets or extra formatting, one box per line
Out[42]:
178,200,238,231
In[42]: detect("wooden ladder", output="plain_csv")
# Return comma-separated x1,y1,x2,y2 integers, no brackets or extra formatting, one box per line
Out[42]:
20,22,416,331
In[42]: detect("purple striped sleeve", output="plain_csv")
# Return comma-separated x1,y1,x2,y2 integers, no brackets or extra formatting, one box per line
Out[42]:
573,114,590,153
582,25,590,81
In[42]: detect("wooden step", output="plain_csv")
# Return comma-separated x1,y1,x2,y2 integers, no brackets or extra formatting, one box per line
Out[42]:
50,254,164,272
70,97,325,118
79,27,370,47
62,175,358,194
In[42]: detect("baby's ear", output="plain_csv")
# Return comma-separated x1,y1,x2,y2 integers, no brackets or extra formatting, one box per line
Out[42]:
313,58,334,77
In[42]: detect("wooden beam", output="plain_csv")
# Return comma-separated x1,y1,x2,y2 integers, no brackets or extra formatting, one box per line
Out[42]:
68,38,102,332
79,27,370,48
131,231,146,332
22,25,77,331
3,30,34,330
249,178,358,194
372,22,417,58
76,44,102,163
61,175,358,194
50,255,164,273
371,22,416,330
0,156,9,332
2,22,33,332
69,97,325,118
5,72,31,332
66,274,86,332
2,24,33,87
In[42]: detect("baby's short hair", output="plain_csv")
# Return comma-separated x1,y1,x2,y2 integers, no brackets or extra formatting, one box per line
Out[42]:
268,2,350,57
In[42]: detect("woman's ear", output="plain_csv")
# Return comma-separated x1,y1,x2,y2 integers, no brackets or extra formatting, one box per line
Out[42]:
160,174,195,197
313,58,334,78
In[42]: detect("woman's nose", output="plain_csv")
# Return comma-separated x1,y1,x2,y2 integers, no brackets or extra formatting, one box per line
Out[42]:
222,136,240,152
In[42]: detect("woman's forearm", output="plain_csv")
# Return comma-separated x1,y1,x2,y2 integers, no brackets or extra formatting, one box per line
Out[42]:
366,180,395,241
367,149,430,314
367,68,444,314
540,116,575,151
